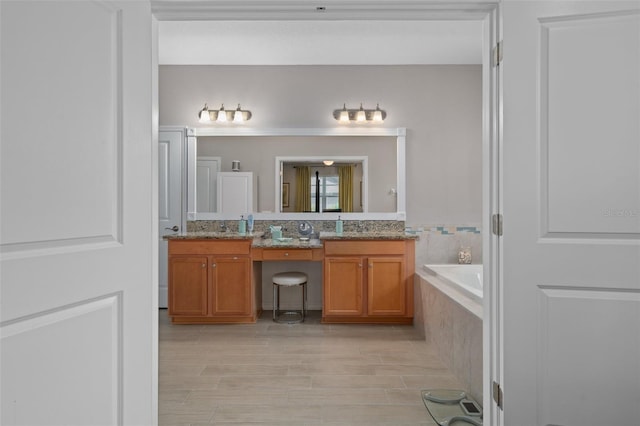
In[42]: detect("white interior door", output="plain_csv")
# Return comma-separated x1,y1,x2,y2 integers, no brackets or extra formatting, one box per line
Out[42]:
1,1,156,425
196,156,221,212
159,128,185,308
502,1,640,425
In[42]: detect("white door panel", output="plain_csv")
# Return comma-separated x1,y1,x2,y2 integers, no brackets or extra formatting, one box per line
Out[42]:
1,1,118,248
539,288,640,426
158,128,185,308
1,1,155,425
502,1,640,425
541,11,640,235
2,296,121,425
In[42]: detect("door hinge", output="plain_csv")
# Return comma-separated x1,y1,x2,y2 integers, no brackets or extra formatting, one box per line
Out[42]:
493,381,503,409
493,41,503,67
492,214,503,236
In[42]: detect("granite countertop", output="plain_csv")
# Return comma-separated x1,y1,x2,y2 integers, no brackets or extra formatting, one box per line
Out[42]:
165,231,417,243
164,232,262,240
319,231,418,240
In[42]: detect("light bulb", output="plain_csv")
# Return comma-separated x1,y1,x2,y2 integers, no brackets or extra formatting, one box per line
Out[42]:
356,104,366,122
216,104,227,122
338,104,350,122
372,104,383,122
233,104,244,123
198,104,211,123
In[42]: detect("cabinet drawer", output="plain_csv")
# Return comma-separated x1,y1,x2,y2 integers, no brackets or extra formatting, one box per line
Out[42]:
262,249,313,261
324,240,405,256
169,240,251,255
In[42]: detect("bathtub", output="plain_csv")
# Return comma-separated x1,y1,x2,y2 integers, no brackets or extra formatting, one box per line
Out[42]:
414,264,484,402
422,264,483,302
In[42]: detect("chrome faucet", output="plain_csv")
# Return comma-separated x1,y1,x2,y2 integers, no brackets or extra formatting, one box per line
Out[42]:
219,220,227,232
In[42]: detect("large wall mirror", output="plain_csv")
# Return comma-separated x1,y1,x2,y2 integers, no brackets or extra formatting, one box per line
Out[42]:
187,128,406,221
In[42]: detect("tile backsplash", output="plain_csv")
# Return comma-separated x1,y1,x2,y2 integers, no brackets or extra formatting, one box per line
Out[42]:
411,224,482,265
187,220,405,235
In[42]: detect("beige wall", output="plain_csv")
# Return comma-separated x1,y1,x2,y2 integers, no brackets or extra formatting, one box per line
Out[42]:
159,65,482,226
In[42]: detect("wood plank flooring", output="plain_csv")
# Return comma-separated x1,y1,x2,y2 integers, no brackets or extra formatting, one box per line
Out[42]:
159,309,465,425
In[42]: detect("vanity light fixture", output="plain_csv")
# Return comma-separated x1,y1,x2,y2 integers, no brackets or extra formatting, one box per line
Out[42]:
198,103,252,124
323,160,335,166
332,103,387,123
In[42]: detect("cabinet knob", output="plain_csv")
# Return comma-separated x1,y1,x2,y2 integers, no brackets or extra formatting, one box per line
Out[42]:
201,263,205,268
358,263,362,268
284,252,289,256
369,264,373,268
233,256,238,260
212,263,216,268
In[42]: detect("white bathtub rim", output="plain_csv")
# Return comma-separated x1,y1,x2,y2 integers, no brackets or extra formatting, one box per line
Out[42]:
423,264,483,300
416,268,483,320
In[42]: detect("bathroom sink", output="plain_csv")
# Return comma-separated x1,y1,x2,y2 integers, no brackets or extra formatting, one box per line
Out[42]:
274,237,293,242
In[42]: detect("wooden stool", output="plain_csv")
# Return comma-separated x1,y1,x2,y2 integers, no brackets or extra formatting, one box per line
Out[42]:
272,271,307,323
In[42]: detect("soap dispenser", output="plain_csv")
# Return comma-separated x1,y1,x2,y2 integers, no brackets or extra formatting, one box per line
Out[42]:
336,215,343,235
238,215,247,235
247,214,254,234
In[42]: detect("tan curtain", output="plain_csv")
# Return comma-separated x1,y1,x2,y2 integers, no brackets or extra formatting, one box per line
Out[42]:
295,166,311,212
338,165,353,212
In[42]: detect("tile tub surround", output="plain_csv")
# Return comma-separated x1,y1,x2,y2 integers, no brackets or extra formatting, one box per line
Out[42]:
413,269,483,404
412,225,482,266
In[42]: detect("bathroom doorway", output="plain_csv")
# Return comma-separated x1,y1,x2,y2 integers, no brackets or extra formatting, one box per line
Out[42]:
153,2,500,424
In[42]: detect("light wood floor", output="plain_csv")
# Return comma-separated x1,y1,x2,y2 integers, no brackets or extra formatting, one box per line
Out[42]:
159,309,465,425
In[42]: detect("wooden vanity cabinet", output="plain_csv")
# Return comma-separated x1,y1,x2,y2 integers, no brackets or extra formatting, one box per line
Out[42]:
323,240,414,324
168,240,255,323
323,256,365,317
210,256,252,316
168,256,208,317
367,256,407,316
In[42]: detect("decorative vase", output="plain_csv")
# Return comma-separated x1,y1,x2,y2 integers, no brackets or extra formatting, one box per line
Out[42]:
458,247,472,264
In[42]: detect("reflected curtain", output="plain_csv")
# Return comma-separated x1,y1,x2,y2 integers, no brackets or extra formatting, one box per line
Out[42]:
295,166,311,212
338,165,353,212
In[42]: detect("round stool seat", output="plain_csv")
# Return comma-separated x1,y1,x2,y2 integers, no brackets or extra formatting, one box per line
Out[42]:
272,272,307,286
272,272,308,324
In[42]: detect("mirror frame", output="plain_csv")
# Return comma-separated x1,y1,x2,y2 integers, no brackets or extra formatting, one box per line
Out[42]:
187,127,406,221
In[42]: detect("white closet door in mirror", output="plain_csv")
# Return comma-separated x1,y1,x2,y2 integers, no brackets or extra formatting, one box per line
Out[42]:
196,157,221,213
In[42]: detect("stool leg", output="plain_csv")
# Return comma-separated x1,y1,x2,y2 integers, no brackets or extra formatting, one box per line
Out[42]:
272,284,277,322
302,283,306,322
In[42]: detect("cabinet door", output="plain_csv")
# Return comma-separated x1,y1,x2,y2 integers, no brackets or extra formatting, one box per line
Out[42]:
323,257,364,316
168,256,208,316
367,256,406,316
211,256,252,316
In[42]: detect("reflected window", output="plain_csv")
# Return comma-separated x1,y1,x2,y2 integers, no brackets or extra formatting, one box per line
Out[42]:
310,175,339,212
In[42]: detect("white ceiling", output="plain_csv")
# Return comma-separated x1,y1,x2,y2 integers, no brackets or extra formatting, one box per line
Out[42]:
158,20,483,65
